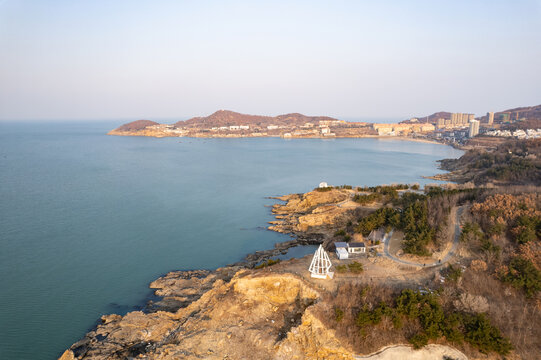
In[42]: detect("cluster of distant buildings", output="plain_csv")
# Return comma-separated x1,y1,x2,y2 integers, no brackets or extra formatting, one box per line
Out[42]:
211,125,251,131
436,113,476,129
430,111,501,143
484,128,541,139
372,123,435,136
142,109,538,143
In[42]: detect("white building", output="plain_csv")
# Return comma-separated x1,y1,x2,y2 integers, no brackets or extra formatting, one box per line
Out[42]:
319,182,329,188
321,127,331,134
334,242,349,260
239,125,250,130
487,112,494,125
229,125,240,130
468,120,480,137
347,242,366,254
267,125,279,130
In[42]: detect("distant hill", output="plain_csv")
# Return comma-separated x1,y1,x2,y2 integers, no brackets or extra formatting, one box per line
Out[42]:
402,104,541,125
478,104,541,123
115,120,159,131
401,111,451,124
174,110,338,128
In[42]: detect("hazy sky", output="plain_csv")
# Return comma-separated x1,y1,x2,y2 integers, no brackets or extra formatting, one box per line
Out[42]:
1,0,540,121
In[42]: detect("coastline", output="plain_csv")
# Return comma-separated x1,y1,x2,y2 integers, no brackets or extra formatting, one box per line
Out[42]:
58,144,470,360
108,130,447,146
59,182,465,359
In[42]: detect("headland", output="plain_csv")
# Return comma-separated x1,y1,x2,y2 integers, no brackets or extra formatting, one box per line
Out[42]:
60,139,541,359
107,104,541,150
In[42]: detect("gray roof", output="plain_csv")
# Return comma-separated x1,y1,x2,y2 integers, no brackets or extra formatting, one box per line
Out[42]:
348,242,366,248
334,242,348,248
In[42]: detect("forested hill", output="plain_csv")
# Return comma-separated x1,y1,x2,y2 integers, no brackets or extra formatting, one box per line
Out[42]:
439,139,541,186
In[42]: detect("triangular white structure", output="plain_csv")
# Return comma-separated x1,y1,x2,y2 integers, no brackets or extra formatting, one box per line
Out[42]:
308,245,334,279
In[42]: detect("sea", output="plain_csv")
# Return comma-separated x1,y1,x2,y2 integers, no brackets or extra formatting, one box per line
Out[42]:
0,121,463,359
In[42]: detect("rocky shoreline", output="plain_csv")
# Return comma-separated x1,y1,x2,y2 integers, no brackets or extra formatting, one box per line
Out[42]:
59,190,350,359
59,187,477,360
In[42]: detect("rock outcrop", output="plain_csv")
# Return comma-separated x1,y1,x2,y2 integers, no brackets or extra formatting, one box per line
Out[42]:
60,268,362,360
270,189,355,236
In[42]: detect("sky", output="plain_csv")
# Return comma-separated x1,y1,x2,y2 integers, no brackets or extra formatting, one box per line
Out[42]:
0,0,540,121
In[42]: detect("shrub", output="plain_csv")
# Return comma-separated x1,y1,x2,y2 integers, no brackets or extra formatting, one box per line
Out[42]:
334,229,346,237
500,256,541,297
334,307,344,322
315,186,332,192
353,193,382,205
460,222,484,242
348,261,363,273
446,264,463,283
409,333,428,349
336,262,363,274
353,289,511,354
356,207,398,236
462,313,513,355
254,258,281,269
513,215,540,244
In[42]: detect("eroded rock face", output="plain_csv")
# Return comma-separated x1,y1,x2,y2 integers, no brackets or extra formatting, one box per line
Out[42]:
273,190,348,215
454,293,490,313
60,269,360,360
277,307,356,360
270,190,353,236
148,268,238,312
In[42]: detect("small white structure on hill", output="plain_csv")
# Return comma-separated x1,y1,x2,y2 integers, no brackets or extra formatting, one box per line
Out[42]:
348,242,366,254
319,182,328,188
309,245,334,279
334,242,349,260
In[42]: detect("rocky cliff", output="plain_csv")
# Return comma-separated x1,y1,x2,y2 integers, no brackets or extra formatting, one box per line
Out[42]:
59,267,358,360
270,189,357,236
59,263,472,360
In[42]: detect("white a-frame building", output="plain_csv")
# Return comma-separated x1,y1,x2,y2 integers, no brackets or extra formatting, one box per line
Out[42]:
308,245,334,279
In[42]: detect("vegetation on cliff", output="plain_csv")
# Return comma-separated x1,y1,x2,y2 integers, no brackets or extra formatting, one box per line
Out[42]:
440,139,541,185
355,188,474,256
353,289,512,354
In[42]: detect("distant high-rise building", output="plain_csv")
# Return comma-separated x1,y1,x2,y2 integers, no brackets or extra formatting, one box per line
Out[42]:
468,120,480,137
450,113,474,126
487,112,494,125
436,118,445,128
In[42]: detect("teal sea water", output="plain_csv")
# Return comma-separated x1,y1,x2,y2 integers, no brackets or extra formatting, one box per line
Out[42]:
0,121,463,359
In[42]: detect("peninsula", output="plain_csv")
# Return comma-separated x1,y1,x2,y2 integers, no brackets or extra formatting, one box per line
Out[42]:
60,138,541,360
107,104,541,147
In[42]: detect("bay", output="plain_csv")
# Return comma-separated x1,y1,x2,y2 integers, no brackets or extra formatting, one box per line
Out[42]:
0,121,463,359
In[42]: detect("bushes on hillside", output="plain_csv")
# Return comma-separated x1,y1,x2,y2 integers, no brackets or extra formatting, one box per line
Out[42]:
353,193,382,205
353,289,512,355
500,256,541,297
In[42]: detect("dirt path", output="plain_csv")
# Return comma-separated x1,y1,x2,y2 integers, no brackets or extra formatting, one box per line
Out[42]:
382,206,464,268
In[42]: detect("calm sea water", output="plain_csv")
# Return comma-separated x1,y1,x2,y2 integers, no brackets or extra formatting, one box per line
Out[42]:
0,121,463,359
